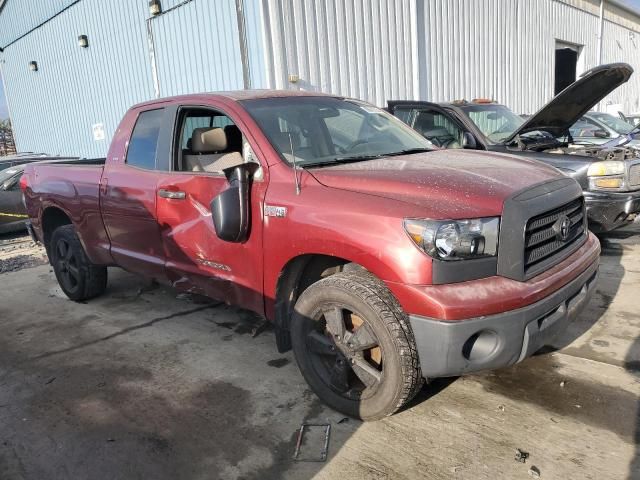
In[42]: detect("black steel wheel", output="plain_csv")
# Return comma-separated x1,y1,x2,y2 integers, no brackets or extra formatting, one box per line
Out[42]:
291,271,422,420
50,225,107,301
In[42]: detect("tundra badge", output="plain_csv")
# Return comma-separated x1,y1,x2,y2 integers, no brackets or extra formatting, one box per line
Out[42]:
264,205,287,218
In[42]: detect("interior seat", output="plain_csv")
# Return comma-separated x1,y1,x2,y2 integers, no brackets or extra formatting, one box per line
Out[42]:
183,127,243,172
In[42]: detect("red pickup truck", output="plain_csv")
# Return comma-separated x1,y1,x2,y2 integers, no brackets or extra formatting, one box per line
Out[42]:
22,91,600,420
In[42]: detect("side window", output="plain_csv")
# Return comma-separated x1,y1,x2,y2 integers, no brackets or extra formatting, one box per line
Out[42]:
413,110,464,148
176,108,243,173
126,109,164,170
392,107,413,125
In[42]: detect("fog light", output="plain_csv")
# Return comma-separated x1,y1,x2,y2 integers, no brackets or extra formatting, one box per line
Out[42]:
462,330,499,361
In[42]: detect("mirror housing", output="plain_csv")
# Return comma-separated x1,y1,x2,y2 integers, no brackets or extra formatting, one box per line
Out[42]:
211,163,253,243
594,129,610,138
462,132,477,149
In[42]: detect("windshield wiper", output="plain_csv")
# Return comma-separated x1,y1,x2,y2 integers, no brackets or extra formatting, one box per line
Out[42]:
384,147,432,157
302,154,386,168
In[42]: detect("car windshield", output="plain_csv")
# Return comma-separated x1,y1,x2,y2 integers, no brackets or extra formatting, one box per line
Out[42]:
461,104,526,142
241,96,433,167
590,113,635,134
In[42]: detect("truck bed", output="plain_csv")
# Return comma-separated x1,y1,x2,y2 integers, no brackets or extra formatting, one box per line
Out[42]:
23,160,113,265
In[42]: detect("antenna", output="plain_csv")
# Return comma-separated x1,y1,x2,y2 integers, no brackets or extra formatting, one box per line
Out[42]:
288,132,301,195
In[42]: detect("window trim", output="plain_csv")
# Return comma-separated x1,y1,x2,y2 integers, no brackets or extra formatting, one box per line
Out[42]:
124,107,166,171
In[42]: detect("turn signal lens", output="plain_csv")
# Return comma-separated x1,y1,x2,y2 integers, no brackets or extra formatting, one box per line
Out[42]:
593,177,623,189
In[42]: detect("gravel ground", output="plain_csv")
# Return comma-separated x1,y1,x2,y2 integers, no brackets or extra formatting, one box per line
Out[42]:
0,232,48,273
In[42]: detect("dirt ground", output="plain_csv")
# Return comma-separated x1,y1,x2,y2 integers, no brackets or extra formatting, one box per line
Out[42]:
0,223,638,480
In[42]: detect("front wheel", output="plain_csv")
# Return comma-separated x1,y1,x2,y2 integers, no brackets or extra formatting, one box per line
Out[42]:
50,225,107,301
291,271,423,420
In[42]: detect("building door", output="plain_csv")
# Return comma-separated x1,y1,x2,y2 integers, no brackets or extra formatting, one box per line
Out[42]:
147,0,247,97
555,41,583,95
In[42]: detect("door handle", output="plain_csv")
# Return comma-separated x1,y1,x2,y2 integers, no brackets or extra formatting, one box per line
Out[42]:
158,189,186,199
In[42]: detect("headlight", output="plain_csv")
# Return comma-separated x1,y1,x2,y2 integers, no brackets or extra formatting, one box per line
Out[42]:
587,161,625,190
587,161,625,177
404,217,500,261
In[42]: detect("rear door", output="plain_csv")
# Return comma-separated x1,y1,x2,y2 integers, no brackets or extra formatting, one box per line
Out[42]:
101,107,168,281
154,104,267,314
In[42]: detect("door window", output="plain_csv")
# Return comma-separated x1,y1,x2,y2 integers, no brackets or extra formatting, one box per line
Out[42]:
126,109,164,170
176,108,243,173
412,110,464,148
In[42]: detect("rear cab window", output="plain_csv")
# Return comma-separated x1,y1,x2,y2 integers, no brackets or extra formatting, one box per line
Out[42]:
126,108,165,169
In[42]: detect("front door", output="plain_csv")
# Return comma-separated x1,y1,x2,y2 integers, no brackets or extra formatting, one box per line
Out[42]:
155,105,266,314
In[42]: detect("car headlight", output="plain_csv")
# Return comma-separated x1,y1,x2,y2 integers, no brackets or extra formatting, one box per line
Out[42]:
587,161,625,189
404,217,500,261
587,161,624,176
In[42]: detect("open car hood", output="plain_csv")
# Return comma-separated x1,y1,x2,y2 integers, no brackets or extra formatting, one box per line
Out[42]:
504,63,633,143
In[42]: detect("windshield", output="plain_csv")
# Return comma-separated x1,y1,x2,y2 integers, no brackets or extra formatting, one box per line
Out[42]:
590,113,635,134
241,96,433,167
461,104,525,142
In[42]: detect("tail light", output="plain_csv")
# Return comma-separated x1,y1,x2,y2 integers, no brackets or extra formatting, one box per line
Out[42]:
19,174,28,192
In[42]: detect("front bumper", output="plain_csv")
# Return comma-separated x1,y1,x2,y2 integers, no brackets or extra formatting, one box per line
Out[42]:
584,189,640,232
408,257,598,378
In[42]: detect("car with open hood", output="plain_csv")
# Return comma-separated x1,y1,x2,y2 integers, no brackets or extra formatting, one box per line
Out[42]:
388,63,640,233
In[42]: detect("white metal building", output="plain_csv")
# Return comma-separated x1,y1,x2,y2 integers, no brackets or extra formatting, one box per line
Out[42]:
1,0,640,157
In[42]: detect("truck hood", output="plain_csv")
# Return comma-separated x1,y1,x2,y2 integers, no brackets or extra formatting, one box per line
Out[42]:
308,150,564,218
505,63,633,142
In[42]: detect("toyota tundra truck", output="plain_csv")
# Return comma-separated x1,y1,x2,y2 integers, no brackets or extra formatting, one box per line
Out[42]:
21,91,600,420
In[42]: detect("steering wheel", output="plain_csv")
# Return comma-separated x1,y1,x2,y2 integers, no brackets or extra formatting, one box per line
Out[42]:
345,139,370,152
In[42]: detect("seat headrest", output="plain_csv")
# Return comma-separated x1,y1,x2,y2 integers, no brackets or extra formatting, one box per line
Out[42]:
191,127,227,153
224,125,242,152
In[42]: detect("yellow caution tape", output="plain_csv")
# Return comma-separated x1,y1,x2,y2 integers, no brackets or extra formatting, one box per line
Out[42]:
0,212,28,219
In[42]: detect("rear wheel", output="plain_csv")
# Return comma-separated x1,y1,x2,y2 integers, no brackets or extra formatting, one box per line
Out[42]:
291,271,423,420
50,225,107,301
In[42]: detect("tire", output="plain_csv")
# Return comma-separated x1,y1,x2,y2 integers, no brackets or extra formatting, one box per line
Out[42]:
50,225,107,301
291,271,423,421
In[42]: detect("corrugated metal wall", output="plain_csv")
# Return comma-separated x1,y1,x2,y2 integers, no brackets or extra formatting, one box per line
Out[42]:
254,0,420,106
151,0,244,96
0,0,77,47
0,0,155,157
2,0,640,157
420,0,640,114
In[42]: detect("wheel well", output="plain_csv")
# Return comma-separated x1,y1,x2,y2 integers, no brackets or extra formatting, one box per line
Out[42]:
41,207,72,252
274,254,366,352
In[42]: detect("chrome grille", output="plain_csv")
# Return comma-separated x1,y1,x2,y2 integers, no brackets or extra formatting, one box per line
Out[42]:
629,164,640,187
524,198,586,273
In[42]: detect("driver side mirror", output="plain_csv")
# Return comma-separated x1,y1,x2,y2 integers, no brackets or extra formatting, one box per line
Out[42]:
594,129,610,139
211,163,255,243
462,132,477,149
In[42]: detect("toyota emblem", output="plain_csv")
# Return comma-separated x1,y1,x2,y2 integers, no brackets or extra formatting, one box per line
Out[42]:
555,214,571,241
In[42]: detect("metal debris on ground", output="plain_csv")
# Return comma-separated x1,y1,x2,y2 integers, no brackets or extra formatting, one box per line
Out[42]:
528,466,541,478
560,380,566,387
292,423,331,462
497,404,506,411
251,318,270,338
515,448,529,463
